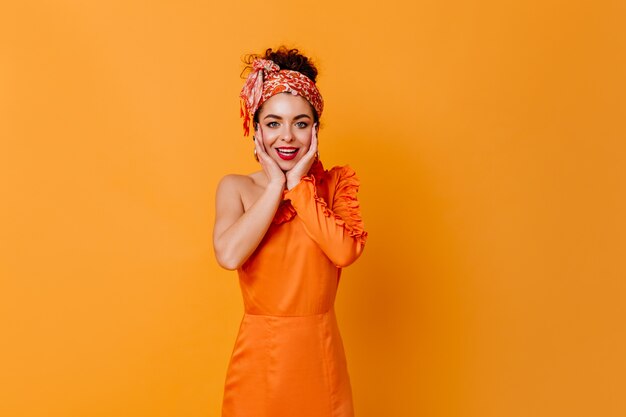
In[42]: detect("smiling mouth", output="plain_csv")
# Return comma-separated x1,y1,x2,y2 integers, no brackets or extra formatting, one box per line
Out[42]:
276,148,299,160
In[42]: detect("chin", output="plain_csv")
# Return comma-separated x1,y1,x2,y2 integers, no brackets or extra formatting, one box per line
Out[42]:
278,162,295,172
273,157,297,171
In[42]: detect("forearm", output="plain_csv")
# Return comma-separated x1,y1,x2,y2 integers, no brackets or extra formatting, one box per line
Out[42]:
291,190,365,267
285,175,367,268
214,182,284,270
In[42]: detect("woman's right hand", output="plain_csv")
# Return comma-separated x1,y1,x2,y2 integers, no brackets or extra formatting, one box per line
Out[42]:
254,124,286,188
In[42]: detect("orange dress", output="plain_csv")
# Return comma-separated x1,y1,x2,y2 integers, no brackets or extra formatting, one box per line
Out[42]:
221,159,368,417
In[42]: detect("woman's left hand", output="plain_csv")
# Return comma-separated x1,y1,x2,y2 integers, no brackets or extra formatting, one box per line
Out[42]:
285,123,318,190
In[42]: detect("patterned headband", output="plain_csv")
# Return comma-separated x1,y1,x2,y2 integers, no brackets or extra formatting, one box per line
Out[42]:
239,58,324,136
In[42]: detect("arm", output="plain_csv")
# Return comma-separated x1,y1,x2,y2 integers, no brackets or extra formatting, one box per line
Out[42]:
284,166,368,268
213,127,287,270
212,175,284,270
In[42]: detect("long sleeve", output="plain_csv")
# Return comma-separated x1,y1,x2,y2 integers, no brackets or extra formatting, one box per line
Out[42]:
283,165,368,267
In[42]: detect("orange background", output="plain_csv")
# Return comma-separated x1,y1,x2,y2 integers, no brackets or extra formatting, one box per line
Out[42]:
1,1,625,416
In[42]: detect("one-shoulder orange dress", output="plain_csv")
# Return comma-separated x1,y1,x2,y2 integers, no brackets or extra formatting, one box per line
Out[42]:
221,159,368,417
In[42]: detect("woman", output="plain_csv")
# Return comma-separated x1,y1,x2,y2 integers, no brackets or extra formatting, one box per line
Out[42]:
213,46,368,417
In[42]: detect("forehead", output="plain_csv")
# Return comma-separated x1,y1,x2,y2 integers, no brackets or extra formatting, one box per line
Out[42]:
259,92,314,117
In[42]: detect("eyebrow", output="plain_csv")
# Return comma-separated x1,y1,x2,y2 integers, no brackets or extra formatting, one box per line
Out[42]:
263,114,312,121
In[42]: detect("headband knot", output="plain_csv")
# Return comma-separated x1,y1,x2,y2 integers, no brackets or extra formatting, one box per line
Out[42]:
239,57,324,136
253,58,280,73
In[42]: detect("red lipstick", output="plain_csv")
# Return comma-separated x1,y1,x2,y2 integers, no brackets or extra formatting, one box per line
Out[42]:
276,147,299,160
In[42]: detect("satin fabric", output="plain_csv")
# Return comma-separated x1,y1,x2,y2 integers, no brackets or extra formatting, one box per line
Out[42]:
221,159,368,417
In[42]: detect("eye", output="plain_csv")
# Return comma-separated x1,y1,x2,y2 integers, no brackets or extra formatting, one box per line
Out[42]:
266,121,279,128
295,121,308,128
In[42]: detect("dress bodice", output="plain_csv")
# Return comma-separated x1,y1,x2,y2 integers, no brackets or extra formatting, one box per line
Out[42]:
236,159,368,316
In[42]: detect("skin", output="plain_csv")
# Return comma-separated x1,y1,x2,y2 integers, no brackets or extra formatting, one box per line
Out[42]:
213,93,320,270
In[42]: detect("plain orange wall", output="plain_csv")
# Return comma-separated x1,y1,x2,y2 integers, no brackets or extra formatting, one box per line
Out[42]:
1,1,625,416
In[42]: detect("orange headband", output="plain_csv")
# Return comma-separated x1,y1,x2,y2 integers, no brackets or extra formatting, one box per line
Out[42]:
239,58,324,136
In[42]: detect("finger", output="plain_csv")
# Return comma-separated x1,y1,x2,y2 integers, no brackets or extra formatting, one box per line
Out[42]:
255,138,275,167
253,137,264,164
253,126,260,147
256,125,270,155
254,136,269,164
254,134,267,157
311,123,318,150
256,123,264,145
307,126,318,157
253,135,261,155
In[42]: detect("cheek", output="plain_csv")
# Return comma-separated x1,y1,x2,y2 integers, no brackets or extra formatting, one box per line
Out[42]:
297,130,312,147
260,129,274,147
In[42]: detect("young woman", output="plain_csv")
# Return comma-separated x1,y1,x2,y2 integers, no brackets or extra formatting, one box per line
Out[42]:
213,46,368,417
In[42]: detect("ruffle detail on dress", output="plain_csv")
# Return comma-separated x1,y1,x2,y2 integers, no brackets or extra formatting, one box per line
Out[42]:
307,158,326,182
271,159,326,225
272,199,297,225
300,165,368,245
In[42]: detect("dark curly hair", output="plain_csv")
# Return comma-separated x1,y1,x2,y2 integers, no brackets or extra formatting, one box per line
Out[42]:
241,46,320,128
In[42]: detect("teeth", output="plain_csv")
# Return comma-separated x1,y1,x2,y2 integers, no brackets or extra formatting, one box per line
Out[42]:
277,149,297,154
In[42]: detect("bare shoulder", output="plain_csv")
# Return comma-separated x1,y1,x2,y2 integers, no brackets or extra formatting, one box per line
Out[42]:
217,173,251,192
217,171,264,192
216,171,266,209
214,174,245,207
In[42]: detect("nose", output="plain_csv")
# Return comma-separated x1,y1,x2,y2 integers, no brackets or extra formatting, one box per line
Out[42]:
280,125,295,142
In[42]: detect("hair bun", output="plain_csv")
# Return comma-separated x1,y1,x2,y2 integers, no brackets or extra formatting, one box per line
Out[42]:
243,46,318,83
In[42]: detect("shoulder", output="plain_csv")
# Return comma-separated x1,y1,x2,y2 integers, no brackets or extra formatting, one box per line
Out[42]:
318,164,362,199
217,173,246,190
306,159,356,184
217,171,262,189
327,164,359,176
215,173,258,200
326,164,361,186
